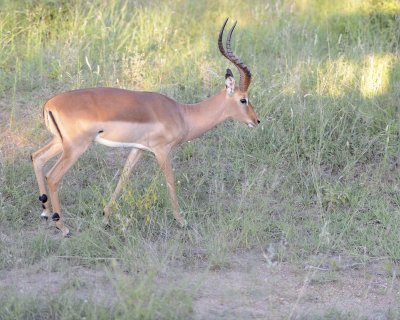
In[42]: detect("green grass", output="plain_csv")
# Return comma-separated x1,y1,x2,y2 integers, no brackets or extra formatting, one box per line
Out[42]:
0,0,399,318
0,274,193,320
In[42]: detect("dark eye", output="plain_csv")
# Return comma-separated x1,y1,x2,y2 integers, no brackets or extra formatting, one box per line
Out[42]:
240,98,247,104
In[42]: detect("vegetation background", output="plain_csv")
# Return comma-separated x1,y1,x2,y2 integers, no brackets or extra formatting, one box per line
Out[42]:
0,0,399,318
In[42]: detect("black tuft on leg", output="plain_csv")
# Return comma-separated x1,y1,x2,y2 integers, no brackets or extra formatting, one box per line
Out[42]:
52,212,60,221
39,194,48,203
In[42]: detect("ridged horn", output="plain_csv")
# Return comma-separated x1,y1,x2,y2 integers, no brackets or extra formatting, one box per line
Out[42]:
218,18,252,92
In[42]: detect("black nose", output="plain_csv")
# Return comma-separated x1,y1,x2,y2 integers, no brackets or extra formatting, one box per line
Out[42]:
257,119,260,124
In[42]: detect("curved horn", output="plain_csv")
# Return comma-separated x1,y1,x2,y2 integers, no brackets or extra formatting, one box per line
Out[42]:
218,18,230,59
218,18,252,92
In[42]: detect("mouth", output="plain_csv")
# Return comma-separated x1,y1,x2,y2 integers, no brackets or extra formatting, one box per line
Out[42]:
247,120,259,128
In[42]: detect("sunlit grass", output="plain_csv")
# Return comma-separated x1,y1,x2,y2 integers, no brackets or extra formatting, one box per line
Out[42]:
360,54,394,98
295,0,400,18
312,54,395,98
316,57,357,98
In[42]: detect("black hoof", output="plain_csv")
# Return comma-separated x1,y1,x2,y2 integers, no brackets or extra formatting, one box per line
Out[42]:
55,226,71,237
184,223,201,237
64,231,72,238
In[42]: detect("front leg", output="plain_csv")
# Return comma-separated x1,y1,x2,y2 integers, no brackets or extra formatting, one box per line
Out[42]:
154,148,187,227
103,148,143,225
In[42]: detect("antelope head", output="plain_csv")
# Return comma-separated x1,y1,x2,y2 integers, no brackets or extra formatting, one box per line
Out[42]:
219,18,259,128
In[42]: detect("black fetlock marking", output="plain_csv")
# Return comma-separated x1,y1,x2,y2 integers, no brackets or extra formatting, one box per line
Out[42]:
52,212,60,221
102,211,105,216
42,204,46,209
39,194,48,203
41,216,48,221
30,154,33,162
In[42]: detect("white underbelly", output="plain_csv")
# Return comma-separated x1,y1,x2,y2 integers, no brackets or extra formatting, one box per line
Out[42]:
94,135,152,152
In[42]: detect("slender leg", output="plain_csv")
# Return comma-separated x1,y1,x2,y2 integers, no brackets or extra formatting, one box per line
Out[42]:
45,141,91,236
31,138,63,219
103,148,143,225
154,148,187,227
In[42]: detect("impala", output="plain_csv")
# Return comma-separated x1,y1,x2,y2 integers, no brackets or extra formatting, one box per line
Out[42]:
31,18,259,237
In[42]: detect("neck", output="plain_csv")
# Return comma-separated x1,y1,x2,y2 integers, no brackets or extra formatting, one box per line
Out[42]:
180,91,230,141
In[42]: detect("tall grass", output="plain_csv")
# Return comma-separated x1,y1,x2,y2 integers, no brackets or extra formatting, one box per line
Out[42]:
0,0,399,317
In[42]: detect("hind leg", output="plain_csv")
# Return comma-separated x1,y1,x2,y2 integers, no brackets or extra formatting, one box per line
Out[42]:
45,140,91,236
31,138,63,220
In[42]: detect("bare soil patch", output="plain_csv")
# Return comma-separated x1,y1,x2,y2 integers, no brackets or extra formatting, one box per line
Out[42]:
190,252,400,319
1,250,398,319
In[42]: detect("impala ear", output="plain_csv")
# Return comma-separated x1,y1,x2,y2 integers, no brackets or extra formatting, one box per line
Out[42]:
225,68,233,79
225,69,235,96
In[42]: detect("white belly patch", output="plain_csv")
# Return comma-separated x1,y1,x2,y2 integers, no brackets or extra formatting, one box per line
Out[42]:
95,135,152,152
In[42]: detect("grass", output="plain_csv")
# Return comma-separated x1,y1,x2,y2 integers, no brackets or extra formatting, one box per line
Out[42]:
0,0,399,318
0,274,193,320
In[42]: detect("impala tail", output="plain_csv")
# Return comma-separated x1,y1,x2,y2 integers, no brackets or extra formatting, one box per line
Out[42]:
42,102,63,141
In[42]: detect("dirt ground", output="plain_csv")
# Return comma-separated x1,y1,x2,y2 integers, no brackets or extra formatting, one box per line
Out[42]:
1,249,399,319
